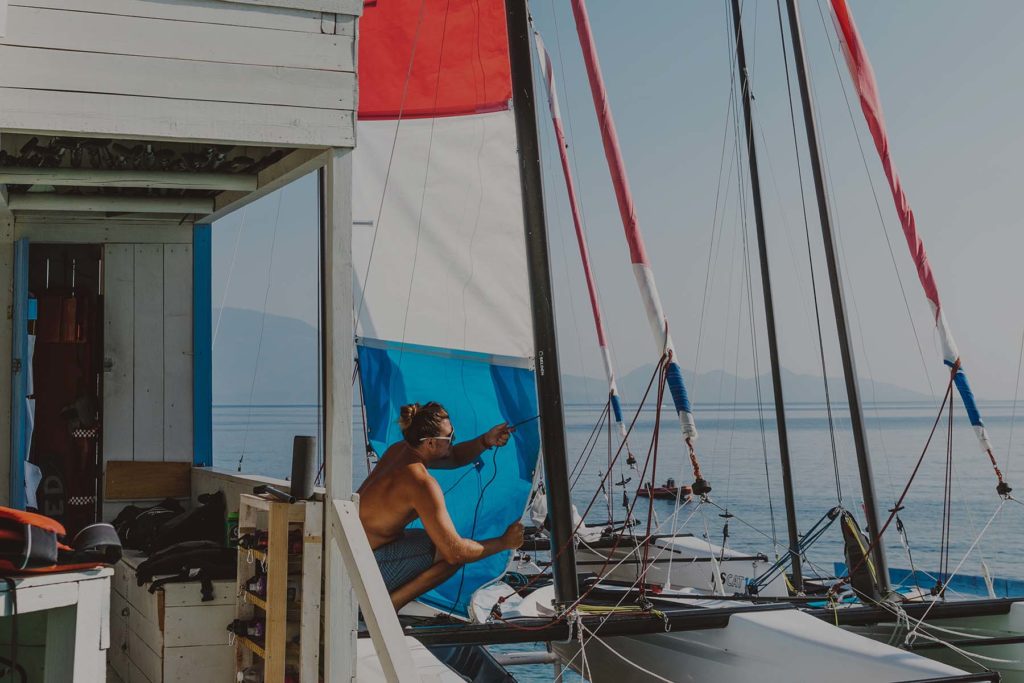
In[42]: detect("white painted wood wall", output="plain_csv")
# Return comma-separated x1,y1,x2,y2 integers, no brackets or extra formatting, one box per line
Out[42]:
0,0,357,148
103,244,193,465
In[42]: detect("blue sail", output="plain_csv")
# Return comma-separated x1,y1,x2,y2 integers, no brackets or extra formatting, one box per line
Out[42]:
357,340,539,615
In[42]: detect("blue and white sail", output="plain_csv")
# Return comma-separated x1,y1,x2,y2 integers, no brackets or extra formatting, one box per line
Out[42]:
352,0,541,616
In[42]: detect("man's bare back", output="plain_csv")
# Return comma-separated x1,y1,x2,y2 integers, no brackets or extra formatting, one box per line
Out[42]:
357,442,434,549
357,402,525,610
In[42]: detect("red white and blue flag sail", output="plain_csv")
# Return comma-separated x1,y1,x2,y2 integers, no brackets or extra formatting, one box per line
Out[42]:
829,0,1007,488
352,0,542,616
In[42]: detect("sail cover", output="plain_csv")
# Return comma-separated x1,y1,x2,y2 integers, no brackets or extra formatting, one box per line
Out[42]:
828,0,998,465
352,0,540,616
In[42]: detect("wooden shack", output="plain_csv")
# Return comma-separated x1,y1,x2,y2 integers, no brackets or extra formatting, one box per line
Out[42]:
0,0,360,678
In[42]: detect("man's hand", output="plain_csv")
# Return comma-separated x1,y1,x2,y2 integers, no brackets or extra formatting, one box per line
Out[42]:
502,522,525,550
482,423,513,448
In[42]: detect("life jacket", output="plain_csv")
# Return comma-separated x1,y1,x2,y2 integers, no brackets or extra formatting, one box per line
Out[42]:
135,541,236,601
0,507,122,575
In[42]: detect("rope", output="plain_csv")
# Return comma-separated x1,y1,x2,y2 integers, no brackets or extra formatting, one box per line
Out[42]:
494,357,669,610
579,624,674,683
639,360,669,599
567,400,611,489
905,499,1008,646
829,362,959,598
772,0,842,505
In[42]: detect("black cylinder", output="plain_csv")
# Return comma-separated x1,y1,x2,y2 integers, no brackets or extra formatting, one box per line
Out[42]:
290,436,316,500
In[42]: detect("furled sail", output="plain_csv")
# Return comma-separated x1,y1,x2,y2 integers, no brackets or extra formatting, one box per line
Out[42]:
352,0,541,615
570,0,707,492
829,0,1009,493
533,32,631,468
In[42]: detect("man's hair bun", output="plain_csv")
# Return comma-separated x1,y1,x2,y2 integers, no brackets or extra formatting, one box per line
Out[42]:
398,403,420,431
398,402,450,445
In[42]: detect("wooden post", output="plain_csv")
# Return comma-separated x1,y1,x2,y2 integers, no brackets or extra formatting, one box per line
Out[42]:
0,211,12,505
321,148,356,682
264,500,289,680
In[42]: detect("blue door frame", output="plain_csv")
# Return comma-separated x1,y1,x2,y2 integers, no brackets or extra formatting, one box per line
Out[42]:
10,238,29,507
193,224,213,467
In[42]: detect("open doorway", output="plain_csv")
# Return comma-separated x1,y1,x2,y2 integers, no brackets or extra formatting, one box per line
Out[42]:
27,244,103,534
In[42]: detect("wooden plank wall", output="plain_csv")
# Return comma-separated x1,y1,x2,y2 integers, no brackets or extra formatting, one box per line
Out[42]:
103,243,193,466
0,0,356,147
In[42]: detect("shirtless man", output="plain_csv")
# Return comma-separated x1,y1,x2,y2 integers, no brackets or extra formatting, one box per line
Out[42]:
358,401,525,610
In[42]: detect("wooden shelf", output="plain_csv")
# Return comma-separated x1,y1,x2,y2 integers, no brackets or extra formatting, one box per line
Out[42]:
239,546,268,563
235,494,322,682
243,590,267,610
236,635,266,659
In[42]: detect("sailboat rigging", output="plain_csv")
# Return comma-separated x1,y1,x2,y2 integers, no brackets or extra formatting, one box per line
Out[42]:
350,0,1017,680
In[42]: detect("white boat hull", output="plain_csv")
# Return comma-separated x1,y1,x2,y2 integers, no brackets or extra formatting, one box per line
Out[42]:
575,534,788,597
552,603,967,682
840,600,1024,683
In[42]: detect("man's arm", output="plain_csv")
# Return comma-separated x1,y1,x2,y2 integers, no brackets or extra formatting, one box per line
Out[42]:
410,466,522,564
428,423,512,470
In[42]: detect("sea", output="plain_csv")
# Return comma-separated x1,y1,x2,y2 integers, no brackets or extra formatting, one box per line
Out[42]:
213,400,1024,682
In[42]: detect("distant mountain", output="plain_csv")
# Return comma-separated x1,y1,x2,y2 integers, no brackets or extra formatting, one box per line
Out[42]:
212,307,319,405
561,364,930,405
212,307,929,406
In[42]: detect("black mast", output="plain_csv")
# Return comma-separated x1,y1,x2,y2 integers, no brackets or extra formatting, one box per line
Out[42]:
506,0,579,607
729,0,802,590
784,0,890,594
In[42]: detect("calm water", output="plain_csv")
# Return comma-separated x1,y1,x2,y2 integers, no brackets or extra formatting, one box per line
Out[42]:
214,401,1024,681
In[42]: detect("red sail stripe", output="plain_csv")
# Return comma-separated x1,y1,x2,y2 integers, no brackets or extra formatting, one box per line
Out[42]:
536,37,608,348
830,0,942,316
571,0,649,267
358,0,513,120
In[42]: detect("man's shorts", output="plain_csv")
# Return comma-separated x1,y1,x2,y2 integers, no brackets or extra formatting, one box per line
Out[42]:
373,529,437,593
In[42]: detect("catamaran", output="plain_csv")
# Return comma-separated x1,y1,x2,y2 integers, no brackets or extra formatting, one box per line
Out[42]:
347,0,1004,680
513,0,1024,680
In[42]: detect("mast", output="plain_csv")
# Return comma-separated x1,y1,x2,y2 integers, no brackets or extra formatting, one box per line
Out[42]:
729,0,802,589
784,0,890,594
571,0,709,495
506,0,579,607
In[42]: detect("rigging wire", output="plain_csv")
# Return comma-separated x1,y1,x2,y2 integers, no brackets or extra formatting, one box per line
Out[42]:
1008,325,1024,479
212,207,247,349
773,0,843,505
810,0,1001,580
728,0,779,548
810,0,936,402
354,0,429,327
545,0,625,410
237,191,285,472
535,57,595,405
396,0,453,368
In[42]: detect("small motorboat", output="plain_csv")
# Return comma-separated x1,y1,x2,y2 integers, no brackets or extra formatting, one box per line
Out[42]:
636,478,691,500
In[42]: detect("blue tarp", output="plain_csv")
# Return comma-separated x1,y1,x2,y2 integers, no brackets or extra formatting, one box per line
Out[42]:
358,341,540,616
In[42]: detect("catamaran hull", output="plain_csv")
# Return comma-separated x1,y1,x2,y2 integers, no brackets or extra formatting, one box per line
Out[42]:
838,601,1024,683
575,535,789,597
552,607,968,682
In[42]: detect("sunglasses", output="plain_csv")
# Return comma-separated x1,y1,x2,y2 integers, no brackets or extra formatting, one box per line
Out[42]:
420,430,455,444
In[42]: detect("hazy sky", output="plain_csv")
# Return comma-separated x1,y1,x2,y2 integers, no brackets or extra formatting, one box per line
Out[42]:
214,0,1024,401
